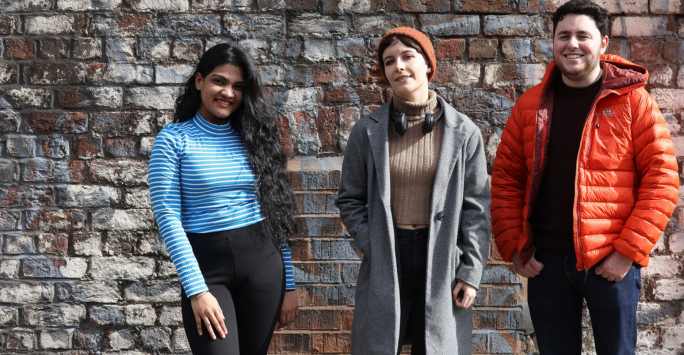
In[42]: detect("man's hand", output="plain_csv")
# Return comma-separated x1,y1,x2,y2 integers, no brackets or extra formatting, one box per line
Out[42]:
277,290,299,329
595,251,632,282
191,291,227,340
511,253,544,278
452,280,477,309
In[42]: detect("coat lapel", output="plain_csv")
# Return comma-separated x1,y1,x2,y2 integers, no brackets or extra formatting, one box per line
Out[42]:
431,97,467,211
366,105,392,208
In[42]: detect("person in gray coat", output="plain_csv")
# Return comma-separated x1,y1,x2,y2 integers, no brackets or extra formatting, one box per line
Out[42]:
336,27,491,355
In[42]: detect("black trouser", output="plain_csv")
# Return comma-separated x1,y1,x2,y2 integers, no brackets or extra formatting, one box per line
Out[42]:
181,222,284,355
395,227,429,355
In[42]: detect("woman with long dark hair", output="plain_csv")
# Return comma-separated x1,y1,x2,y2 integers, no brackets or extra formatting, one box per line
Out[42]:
149,43,297,354
337,27,491,354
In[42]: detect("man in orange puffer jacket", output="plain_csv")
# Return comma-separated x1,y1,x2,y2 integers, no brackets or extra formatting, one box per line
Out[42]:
491,1,679,354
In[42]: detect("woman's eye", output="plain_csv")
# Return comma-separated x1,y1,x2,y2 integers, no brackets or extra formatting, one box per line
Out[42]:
384,58,394,66
212,77,225,85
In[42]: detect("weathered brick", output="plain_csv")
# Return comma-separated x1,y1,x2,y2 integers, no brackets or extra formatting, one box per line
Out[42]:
156,15,222,35
90,256,155,279
89,305,125,325
193,0,251,10
0,110,21,133
469,38,498,59
654,279,684,301
650,0,682,14
0,328,34,350
1,88,52,109
0,159,18,182
155,64,194,84
125,87,179,110
642,255,681,278
96,64,154,84
0,209,20,230
158,306,182,325
57,0,124,10
638,302,678,325
73,328,103,350
661,325,684,351
21,158,71,183
420,15,480,36
648,65,674,86
502,38,532,62
650,89,684,112
428,39,462,61
26,16,75,35
0,305,18,326
484,63,545,88
460,0,515,12
612,17,670,37
90,14,155,36
39,328,73,349
24,112,88,135
172,327,190,351
140,327,172,351
37,38,70,59
398,0,449,12
75,133,103,159
433,63,481,86
125,304,156,325
5,134,36,157
130,0,190,11
353,15,416,34
484,15,545,36
311,332,351,352
36,135,70,159
677,65,684,88
24,304,85,326
105,37,136,63
104,137,138,157
73,37,103,59
5,38,34,60
0,259,20,278
57,87,123,109
124,280,180,302
270,333,312,353
21,256,88,278
91,111,155,136
108,328,136,350
92,209,154,230
534,38,553,62
72,231,102,256
473,308,523,330
2,233,36,254
89,159,148,186
35,233,69,255
171,38,202,62
57,185,120,208
0,185,56,208
138,37,171,61
0,63,19,85
0,16,18,34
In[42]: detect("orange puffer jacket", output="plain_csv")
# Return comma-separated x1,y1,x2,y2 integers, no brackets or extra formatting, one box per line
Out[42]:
492,54,679,270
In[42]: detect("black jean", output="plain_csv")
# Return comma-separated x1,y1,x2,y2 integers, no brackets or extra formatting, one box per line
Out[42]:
395,227,429,355
181,222,284,355
528,250,641,355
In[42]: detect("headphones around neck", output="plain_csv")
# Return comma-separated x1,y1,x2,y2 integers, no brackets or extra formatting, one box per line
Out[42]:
391,109,439,136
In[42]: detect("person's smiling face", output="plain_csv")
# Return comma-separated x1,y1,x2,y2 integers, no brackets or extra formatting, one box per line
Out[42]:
553,14,608,88
382,39,431,102
195,63,244,124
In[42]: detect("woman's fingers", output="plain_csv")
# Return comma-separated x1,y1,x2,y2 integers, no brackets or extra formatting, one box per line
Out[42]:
194,313,203,336
204,316,217,340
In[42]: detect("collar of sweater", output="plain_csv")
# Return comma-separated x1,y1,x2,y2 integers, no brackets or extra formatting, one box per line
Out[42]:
391,90,438,121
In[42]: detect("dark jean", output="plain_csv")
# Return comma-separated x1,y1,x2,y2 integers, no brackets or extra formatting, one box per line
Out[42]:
528,250,641,355
395,227,429,355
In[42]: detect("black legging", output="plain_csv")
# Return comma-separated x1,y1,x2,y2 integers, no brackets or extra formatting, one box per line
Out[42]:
181,222,284,355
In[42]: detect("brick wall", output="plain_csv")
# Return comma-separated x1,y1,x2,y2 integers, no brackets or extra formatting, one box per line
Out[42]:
0,0,682,354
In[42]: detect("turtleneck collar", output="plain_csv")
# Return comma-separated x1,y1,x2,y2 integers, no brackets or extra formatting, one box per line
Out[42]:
391,90,438,120
192,112,235,136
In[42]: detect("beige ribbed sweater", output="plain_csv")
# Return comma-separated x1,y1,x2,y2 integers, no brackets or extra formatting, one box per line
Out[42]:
389,91,443,228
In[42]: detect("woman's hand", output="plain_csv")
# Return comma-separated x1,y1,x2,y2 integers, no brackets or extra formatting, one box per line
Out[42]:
191,291,227,340
277,290,299,329
452,280,477,309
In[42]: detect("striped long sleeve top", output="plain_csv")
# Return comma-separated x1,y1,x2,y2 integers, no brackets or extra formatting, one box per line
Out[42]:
149,112,295,297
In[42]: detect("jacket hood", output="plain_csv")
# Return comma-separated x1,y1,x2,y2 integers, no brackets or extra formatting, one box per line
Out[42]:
540,54,649,95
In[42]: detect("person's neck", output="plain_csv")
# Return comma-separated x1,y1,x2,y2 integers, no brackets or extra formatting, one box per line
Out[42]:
561,67,602,88
393,90,437,117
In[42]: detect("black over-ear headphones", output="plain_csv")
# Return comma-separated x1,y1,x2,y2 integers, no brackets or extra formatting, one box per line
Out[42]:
391,110,440,136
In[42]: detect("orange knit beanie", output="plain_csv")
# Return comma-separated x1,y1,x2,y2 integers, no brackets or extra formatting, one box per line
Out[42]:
377,26,437,81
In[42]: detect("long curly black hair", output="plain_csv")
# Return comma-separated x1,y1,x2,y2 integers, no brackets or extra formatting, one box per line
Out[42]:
174,43,295,246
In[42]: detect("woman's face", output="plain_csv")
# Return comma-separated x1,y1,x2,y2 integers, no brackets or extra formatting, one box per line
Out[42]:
382,40,431,102
195,63,244,124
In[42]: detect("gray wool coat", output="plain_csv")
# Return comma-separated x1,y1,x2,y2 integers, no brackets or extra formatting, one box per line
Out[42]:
336,96,491,355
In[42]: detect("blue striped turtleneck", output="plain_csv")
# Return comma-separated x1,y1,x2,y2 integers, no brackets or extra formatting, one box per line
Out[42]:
149,112,295,297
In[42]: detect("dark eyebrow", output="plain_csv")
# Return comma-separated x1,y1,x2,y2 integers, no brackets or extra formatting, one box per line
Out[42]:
382,49,418,61
208,73,244,85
